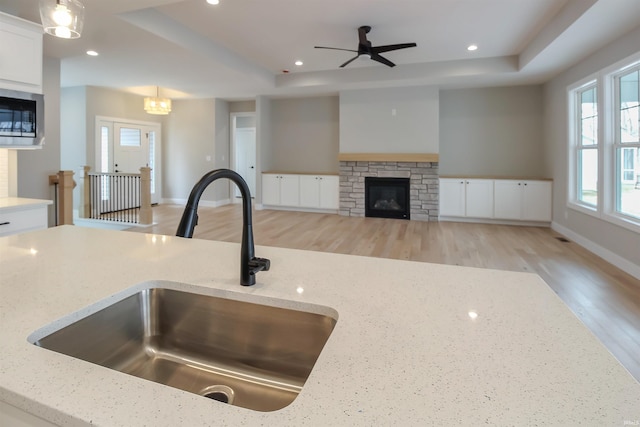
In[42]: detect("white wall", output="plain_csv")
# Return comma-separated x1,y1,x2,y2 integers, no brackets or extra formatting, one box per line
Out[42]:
339,86,439,154
544,25,640,271
439,85,545,177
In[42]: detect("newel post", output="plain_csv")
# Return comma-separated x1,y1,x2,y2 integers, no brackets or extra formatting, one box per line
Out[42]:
80,166,91,218
139,166,153,225
47,170,75,225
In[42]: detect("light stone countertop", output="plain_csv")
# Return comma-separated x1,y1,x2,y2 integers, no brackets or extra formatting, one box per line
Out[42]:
0,197,52,212
0,226,639,426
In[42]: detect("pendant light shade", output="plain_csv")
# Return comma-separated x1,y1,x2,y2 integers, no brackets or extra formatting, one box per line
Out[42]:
39,0,85,39
144,87,172,115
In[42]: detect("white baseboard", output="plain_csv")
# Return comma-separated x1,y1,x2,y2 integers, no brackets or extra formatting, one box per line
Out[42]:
551,221,640,280
161,198,231,208
439,216,550,227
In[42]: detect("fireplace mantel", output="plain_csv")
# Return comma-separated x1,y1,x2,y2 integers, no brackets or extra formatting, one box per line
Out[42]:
338,153,439,162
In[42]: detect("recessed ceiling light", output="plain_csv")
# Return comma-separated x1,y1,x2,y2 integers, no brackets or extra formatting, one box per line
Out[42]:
294,60,303,66
86,50,99,56
206,0,219,4
467,44,478,51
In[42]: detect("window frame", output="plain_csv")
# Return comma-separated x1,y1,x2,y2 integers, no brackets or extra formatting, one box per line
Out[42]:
567,51,640,234
567,76,600,217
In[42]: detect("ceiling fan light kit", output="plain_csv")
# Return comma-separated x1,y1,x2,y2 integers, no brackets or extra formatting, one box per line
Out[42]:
39,0,85,39
315,25,416,68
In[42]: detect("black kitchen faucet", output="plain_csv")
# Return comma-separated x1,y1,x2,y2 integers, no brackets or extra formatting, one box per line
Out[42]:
176,169,270,286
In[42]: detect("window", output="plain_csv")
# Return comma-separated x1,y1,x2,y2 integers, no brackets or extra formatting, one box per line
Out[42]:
615,67,640,221
578,84,598,207
568,52,640,233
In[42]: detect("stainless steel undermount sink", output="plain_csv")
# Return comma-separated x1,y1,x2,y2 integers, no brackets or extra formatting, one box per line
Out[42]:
30,284,338,412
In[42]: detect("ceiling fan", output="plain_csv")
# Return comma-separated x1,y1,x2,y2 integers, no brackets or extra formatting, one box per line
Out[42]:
315,25,417,68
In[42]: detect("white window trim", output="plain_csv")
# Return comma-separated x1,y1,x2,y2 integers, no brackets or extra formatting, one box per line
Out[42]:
567,76,599,218
567,51,640,234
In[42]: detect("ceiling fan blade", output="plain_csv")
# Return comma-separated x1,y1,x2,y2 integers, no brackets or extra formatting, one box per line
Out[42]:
315,46,358,53
372,43,417,54
371,53,395,67
340,55,360,68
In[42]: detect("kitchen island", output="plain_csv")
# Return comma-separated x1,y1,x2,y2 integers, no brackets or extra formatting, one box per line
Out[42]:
0,226,638,426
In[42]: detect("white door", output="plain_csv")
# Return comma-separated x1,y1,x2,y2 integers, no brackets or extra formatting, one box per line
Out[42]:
108,122,161,205
234,127,257,197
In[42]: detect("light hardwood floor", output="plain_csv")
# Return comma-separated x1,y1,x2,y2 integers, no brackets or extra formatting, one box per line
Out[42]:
126,203,640,381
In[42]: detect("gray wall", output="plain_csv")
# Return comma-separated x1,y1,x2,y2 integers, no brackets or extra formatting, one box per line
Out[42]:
439,86,545,177
339,86,439,154
17,57,61,226
544,25,640,269
60,86,86,172
256,96,272,203
268,96,339,173
84,86,165,168
229,100,256,113
163,98,230,204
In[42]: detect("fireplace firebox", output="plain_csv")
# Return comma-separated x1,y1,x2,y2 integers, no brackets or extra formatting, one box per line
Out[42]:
365,177,410,220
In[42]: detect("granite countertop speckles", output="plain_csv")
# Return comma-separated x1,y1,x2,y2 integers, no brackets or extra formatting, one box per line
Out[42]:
0,226,639,426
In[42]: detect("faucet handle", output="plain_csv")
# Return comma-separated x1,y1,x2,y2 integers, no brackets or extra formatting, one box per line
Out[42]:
248,257,271,274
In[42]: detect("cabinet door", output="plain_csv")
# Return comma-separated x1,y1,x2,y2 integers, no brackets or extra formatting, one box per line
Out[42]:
522,181,552,221
299,176,320,208
0,16,43,93
319,176,339,209
439,179,466,217
279,175,300,206
465,179,494,218
494,180,522,220
262,174,280,205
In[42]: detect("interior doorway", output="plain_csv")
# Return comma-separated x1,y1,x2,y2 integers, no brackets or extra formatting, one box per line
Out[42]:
96,117,162,205
230,113,257,199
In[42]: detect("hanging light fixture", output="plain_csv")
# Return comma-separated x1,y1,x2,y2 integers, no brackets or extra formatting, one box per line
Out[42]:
144,87,172,115
39,0,85,39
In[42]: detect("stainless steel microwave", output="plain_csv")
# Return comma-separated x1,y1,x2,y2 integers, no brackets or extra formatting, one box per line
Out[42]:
0,89,45,148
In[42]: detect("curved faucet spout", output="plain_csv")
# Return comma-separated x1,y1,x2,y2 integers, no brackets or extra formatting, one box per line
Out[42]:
176,169,270,286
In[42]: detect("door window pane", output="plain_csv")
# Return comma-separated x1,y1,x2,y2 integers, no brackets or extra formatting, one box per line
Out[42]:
120,128,141,147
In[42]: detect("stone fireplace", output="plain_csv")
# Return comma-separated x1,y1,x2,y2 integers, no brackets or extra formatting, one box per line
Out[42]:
338,154,439,221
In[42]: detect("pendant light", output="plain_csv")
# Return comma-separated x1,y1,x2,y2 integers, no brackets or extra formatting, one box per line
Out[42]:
39,0,85,39
144,87,172,115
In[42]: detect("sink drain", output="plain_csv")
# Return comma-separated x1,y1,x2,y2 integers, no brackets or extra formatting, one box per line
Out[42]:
200,385,235,405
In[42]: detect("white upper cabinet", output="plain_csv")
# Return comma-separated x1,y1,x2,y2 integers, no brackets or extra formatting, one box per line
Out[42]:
0,12,43,94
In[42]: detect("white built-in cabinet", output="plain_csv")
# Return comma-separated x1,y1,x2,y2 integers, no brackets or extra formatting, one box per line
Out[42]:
262,173,339,211
494,180,552,222
440,178,552,223
0,12,43,93
0,199,50,237
262,174,300,207
299,175,339,209
439,179,494,218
